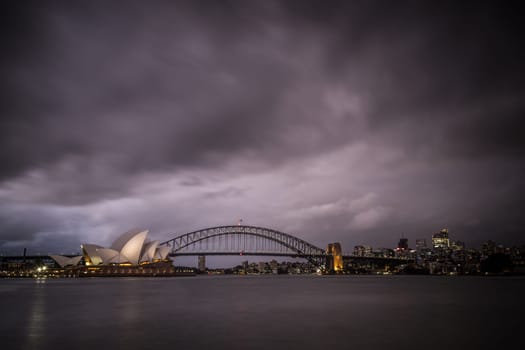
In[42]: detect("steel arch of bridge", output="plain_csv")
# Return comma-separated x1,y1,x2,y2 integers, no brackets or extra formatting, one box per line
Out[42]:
160,225,326,262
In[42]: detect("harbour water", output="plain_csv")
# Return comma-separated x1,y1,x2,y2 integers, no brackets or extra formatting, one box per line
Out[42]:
1,275,523,350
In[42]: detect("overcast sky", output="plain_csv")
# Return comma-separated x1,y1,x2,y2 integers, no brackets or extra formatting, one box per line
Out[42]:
1,0,524,257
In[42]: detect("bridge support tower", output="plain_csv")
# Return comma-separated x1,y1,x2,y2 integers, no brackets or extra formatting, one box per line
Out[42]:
198,255,206,272
326,243,343,272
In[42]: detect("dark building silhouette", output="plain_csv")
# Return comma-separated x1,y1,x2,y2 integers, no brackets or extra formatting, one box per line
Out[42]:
398,238,408,250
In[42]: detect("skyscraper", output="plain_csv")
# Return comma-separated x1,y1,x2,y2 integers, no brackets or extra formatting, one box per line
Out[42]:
432,228,450,249
415,239,427,251
398,238,408,250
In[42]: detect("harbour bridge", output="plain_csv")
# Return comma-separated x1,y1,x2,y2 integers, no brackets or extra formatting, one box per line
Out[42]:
159,225,411,268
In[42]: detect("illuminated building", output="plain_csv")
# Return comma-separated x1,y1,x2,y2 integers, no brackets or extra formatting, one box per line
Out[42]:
81,244,104,265
81,229,170,266
432,228,450,249
354,245,372,257
326,242,343,271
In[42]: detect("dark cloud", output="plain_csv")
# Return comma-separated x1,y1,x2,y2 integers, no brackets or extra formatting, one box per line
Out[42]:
0,203,86,254
0,1,524,255
0,206,54,242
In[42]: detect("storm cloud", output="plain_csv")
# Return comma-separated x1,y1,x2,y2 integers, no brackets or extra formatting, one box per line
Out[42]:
1,0,524,256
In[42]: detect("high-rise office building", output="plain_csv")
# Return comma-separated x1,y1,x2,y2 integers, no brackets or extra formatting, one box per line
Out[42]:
415,239,427,251
353,245,372,257
398,238,408,250
432,228,450,249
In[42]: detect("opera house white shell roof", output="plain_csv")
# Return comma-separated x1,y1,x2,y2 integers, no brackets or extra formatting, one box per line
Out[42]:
81,229,169,266
50,255,83,268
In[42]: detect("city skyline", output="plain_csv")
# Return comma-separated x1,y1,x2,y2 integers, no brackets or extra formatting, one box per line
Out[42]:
0,219,521,259
2,223,521,275
1,1,524,255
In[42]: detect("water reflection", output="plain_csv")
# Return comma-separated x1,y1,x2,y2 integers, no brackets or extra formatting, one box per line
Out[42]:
0,276,522,350
25,279,47,349
120,289,140,324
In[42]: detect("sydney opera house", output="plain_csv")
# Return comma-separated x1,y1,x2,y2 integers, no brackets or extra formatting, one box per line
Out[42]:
81,229,169,266
47,229,189,277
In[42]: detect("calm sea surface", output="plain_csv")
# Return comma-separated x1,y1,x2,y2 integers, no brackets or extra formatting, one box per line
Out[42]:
1,275,524,350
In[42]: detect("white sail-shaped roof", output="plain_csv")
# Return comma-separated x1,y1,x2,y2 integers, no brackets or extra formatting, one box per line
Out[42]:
154,246,170,260
97,248,121,264
111,229,147,251
81,244,104,265
80,229,167,266
110,229,149,265
140,241,159,262
50,255,82,268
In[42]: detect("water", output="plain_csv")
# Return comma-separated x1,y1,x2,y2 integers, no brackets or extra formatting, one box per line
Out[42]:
1,275,524,350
